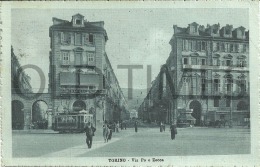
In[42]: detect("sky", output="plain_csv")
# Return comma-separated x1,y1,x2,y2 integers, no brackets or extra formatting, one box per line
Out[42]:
11,8,248,93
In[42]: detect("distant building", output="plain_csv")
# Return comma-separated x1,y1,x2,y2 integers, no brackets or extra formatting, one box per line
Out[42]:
139,23,249,126
130,109,138,119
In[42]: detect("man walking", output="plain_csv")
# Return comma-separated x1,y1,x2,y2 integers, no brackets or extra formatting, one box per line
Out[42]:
170,123,177,140
84,122,96,149
134,121,138,133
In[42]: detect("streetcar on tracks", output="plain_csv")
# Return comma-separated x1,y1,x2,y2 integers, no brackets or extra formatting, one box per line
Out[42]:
52,111,94,133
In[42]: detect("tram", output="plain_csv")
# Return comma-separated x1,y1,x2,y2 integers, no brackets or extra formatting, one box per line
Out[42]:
52,112,94,133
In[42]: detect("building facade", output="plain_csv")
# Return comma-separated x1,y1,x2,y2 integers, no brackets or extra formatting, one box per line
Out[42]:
139,23,250,126
49,14,128,124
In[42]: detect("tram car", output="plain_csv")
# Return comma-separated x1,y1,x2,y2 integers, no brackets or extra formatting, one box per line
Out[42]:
52,112,94,133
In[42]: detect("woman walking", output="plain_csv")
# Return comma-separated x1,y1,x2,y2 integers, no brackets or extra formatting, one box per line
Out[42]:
103,123,109,143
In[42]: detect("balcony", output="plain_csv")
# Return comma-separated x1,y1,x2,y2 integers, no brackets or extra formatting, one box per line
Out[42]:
182,64,249,71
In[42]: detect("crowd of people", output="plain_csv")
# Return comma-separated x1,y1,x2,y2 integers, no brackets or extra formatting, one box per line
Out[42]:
84,120,178,149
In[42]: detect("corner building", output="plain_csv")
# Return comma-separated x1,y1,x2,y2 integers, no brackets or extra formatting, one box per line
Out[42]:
49,14,127,124
167,23,250,126
139,23,250,127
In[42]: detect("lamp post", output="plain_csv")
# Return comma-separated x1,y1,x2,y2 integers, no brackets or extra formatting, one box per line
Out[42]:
46,108,53,129
229,93,233,128
102,96,106,123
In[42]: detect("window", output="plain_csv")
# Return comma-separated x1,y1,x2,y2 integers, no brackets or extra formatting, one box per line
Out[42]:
76,19,81,25
201,42,206,51
197,41,201,51
235,44,239,52
220,43,225,52
75,53,82,66
226,60,232,66
183,57,188,65
239,80,246,93
201,78,206,93
225,43,229,52
89,34,94,43
214,79,220,93
88,53,95,62
182,40,188,51
190,26,196,33
230,44,234,52
61,32,71,45
201,59,206,65
182,40,186,51
214,97,220,107
225,78,233,93
62,52,70,65
191,57,197,65
238,60,247,67
75,33,82,45
188,41,192,51
216,42,220,51
243,44,247,53
213,58,220,66
192,41,196,51
226,98,231,107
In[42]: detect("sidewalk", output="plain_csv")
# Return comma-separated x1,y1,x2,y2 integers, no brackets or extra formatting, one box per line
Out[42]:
40,128,147,157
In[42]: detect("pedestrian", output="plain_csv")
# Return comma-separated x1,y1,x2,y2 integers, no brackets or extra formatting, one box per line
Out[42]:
103,123,109,143
163,122,166,132
84,122,96,149
116,121,119,133
120,120,123,130
124,121,127,130
170,123,177,140
134,121,138,132
160,122,163,132
108,122,113,140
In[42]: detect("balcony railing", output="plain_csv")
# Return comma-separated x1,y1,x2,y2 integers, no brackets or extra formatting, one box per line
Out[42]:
183,64,249,71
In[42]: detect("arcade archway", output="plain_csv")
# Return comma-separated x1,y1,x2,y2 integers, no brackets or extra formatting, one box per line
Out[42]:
32,100,48,129
12,100,24,130
189,100,202,126
73,100,86,112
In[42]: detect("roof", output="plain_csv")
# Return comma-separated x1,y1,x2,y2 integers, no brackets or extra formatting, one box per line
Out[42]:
173,23,249,40
50,21,108,39
72,13,84,17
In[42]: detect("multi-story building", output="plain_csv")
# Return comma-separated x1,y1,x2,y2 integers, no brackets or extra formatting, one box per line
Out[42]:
139,23,250,126
49,14,128,124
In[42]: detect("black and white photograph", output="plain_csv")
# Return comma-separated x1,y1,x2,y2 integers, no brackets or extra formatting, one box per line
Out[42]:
0,1,259,166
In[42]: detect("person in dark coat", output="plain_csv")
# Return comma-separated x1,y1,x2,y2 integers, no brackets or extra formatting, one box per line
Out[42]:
120,120,123,130
160,122,163,132
108,123,113,140
134,121,138,132
170,123,177,140
84,122,96,149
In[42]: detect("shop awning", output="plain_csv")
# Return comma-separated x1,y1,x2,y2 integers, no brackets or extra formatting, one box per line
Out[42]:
60,72,77,85
80,73,100,85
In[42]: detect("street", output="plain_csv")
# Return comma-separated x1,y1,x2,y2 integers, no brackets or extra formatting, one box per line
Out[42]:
12,126,250,157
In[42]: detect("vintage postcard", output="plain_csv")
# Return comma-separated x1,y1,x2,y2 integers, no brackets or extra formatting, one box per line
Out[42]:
0,1,259,166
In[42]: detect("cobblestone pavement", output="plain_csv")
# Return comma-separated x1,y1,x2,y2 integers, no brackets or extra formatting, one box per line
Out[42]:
12,127,250,157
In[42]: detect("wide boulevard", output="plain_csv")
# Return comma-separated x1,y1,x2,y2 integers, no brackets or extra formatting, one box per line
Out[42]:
12,124,250,157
